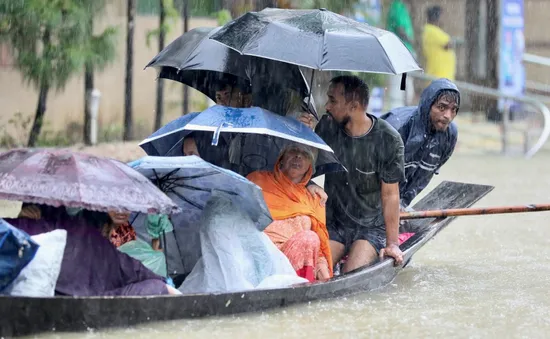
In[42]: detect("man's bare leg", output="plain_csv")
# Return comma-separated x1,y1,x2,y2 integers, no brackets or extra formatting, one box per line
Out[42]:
342,240,378,273
329,240,346,267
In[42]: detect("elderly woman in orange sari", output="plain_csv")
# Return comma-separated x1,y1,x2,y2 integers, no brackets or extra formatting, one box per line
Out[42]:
247,144,332,282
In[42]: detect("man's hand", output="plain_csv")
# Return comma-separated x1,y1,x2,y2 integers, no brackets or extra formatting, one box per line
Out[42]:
298,112,316,130
379,243,404,266
307,184,327,206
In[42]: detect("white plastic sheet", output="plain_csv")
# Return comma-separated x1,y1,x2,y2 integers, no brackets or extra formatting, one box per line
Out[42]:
5,229,67,297
179,191,308,294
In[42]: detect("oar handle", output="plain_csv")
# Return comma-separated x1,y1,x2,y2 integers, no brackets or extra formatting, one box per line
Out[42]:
400,204,550,220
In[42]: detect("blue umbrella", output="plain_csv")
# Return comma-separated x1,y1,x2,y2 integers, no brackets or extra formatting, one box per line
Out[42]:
128,155,272,275
139,112,200,156
139,105,346,177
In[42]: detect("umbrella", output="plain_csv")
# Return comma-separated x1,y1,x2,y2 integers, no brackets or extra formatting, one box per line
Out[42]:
138,105,346,177
145,26,317,116
209,8,421,74
0,148,180,215
128,155,272,275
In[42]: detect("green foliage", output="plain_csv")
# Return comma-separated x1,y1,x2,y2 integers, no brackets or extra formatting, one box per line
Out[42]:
72,0,118,71
85,27,118,71
216,9,232,26
146,0,179,48
0,113,32,147
0,0,90,91
0,113,81,147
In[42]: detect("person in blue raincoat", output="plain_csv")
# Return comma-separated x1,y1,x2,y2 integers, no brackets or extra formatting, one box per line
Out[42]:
380,78,460,210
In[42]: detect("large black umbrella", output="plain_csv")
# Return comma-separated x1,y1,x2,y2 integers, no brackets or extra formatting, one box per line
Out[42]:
145,26,315,115
209,8,422,74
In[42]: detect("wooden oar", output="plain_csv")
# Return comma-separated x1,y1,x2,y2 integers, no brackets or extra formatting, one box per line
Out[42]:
400,204,550,220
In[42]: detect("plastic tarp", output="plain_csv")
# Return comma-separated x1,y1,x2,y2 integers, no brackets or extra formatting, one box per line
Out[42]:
0,219,39,291
179,191,308,294
118,239,168,277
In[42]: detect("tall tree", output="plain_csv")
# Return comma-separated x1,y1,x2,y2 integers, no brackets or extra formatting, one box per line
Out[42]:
147,0,178,130
155,0,166,130
182,0,190,116
81,0,117,145
124,0,136,141
0,0,89,146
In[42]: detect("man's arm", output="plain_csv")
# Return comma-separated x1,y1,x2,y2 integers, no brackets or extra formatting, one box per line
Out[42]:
381,181,400,247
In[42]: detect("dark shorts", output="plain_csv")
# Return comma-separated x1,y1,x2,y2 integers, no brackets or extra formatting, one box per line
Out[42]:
327,218,386,254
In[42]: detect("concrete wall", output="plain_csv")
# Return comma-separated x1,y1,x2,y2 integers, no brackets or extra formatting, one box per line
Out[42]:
2,0,550,142
0,4,217,140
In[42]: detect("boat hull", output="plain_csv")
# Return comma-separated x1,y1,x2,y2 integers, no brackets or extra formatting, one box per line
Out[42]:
0,181,494,337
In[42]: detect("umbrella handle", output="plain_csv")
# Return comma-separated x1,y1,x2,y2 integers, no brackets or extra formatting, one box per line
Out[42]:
212,122,233,146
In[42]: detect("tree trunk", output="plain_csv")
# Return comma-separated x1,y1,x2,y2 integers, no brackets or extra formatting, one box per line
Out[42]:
465,0,480,84
124,0,136,141
28,83,49,147
182,0,189,116
486,0,499,90
84,65,94,145
154,0,166,130
484,0,500,119
84,16,94,145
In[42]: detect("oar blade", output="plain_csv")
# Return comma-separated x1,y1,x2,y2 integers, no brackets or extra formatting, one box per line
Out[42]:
405,181,494,232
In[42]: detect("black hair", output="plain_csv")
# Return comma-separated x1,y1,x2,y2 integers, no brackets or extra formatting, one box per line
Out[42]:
213,76,252,95
433,89,460,112
329,75,370,108
427,6,442,23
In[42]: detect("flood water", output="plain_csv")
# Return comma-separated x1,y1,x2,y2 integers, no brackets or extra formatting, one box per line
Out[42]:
32,152,550,339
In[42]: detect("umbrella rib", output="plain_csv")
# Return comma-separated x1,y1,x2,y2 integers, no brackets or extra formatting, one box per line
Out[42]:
169,189,204,210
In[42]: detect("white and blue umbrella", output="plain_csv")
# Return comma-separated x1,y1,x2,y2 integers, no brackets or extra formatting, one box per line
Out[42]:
128,155,272,275
139,105,345,176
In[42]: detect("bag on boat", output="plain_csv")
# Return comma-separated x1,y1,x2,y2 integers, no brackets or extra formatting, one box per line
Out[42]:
0,219,39,292
4,229,67,297
180,191,308,294
118,238,168,277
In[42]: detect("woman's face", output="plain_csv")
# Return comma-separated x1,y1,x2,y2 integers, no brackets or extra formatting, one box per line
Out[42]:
107,211,130,226
183,137,200,157
279,147,312,183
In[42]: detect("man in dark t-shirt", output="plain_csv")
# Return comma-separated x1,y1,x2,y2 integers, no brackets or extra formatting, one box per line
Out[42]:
305,76,405,273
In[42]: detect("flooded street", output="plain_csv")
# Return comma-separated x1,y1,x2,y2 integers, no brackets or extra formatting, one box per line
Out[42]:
32,151,550,339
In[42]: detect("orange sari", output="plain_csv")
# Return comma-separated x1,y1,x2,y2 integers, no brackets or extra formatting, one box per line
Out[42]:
247,157,333,279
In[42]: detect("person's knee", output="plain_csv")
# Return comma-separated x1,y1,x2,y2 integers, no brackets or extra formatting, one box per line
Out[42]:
329,240,345,266
304,230,320,246
343,240,378,272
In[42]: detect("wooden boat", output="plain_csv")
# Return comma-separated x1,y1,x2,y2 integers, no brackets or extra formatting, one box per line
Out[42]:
0,181,493,337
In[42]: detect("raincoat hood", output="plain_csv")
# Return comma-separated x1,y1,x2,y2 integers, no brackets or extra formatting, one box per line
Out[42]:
418,78,460,132
380,78,459,207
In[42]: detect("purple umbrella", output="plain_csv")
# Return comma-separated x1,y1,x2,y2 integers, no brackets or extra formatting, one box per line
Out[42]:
0,148,180,215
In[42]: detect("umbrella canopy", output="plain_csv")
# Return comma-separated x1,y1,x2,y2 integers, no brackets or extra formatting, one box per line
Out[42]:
138,105,346,177
0,149,180,215
145,26,312,108
128,155,272,274
209,8,422,74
